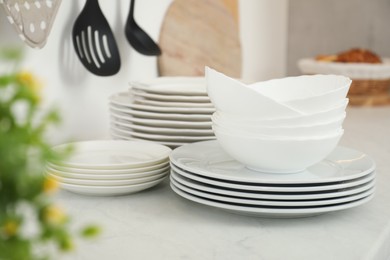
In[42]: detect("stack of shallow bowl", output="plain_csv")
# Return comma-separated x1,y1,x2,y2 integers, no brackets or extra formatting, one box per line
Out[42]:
47,140,171,196
207,67,350,173
169,67,376,218
109,77,216,148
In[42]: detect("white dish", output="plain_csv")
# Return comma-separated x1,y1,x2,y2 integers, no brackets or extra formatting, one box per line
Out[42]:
129,77,207,96
169,141,376,184
170,182,374,218
212,114,345,138
110,92,215,114
111,124,215,142
47,165,170,180
214,127,343,173
249,74,351,114
110,105,212,121
133,97,214,108
213,99,348,127
47,160,169,175
51,140,171,169
111,118,214,136
110,111,212,129
110,131,188,148
170,163,376,192
59,175,167,196
170,170,375,200
205,67,303,118
132,90,210,103
171,176,375,207
48,171,168,186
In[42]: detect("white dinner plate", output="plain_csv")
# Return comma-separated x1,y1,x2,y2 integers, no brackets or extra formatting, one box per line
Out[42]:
170,141,376,184
133,97,214,108
110,92,215,114
48,171,168,186
170,177,375,207
132,90,210,103
111,118,214,136
110,105,212,121
59,175,167,196
51,140,171,169
111,124,216,142
170,171,375,200
170,183,374,218
47,165,170,180
171,163,376,192
110,130,188,148
129,77,207,96
110,111,212,129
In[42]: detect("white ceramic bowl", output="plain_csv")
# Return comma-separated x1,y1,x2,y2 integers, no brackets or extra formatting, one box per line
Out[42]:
213,127,344,173
212,114,345,138
249,74,351,114
213,98,348,127
206,67,303,119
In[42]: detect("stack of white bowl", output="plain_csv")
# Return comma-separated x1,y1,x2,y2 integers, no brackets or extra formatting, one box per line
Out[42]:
206,67,351,173
46,140,171,196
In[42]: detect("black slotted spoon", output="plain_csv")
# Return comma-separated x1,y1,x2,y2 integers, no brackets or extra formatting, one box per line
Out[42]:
125,0,161,56
72,0,121,76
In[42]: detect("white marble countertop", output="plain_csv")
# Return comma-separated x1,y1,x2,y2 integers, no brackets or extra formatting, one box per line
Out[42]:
58,107,390,260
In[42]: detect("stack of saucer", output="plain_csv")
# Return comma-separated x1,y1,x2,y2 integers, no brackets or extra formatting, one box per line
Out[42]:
47,140,171,196
170,140,376,218
109,77,216,148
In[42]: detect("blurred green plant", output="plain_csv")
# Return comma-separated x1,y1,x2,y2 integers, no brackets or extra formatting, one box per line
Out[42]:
0,47,100,260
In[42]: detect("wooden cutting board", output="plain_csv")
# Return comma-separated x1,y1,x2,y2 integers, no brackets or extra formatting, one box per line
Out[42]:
157,0,241,78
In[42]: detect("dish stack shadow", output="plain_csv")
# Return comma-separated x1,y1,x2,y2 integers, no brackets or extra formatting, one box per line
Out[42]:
46,140,171,196
109,77,216,148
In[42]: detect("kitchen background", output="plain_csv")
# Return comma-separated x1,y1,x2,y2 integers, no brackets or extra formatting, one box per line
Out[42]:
0,0,388,142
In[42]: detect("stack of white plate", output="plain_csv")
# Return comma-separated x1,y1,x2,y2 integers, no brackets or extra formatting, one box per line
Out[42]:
169,140,376,218
47,140,171,196
109,77,216,148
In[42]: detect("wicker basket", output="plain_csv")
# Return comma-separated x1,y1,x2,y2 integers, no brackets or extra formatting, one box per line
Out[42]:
298,58,390,106
347,79,390,106
349,79,390,95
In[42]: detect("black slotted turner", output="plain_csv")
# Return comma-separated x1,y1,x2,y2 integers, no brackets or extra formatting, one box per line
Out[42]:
72,0,121,76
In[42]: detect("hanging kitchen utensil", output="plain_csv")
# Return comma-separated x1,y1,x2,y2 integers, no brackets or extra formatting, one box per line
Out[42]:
72,0,121,76
124,0,161,56
0,0,62,49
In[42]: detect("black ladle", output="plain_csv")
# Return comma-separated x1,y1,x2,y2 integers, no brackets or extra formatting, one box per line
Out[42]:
125,0,162,56
72,0,121,76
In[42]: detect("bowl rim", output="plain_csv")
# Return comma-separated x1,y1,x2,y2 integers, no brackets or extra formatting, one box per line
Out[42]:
213,126,344,141
248,74,352,102
212,98,349,122
212,112,346,129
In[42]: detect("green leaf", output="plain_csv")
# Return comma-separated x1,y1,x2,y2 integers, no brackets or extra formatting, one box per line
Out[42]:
80,225,101,238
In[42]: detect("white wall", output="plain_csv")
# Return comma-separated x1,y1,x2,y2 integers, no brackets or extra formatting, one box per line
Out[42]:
239,0,289,82
0,0,289,144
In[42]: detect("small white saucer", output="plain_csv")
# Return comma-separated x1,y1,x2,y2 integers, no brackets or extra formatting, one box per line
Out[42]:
52,140,171,169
